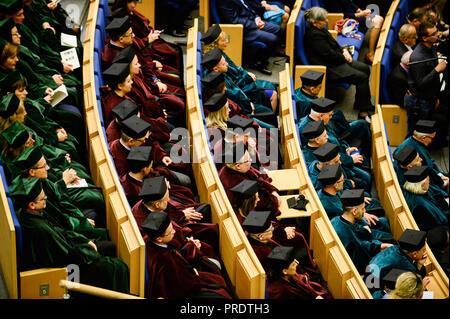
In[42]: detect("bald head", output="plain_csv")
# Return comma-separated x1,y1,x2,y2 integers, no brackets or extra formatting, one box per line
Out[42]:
398,24,418,47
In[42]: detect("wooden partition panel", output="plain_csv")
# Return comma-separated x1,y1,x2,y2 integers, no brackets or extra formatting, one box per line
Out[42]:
286,0,303,75
380,105,407,146
370,105,449,298
20,268,67,299
135,0,155,29
219,24,243,66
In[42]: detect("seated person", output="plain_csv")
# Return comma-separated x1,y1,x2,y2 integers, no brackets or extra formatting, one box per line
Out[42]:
141,211,232,299
204,92,229,146
106,99,140,144
229,179,260,223
331,189,394,275
407,7,429,33
201,48,276,115
384,270,425,299
402,166,448,231
393,120,449,192
295,70,372,152
323,0,384,63
133,176,219,249
217,0,282,70
247,1,290,31
303,7,373,121
367,229,431,299
10,177,129,293
266,246,331,299
387,51,412,107
391,24,417,69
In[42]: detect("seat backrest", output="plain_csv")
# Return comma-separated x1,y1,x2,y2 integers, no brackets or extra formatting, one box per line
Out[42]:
302,0,312,10
391,10,402,36
94,28,104,54
380,47,392,105
7,197,22,259
0,165,9,197
397,0,408,24
295,10,309,65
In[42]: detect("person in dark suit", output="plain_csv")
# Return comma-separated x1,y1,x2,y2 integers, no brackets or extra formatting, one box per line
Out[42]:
217,0,282,70
303,7,373,121
391,24,417,69
387,51,412,107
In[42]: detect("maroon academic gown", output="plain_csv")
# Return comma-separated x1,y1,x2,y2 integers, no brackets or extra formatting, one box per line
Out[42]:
128,9,182,72
267,274,332,299
145,241,231,299
101,90,127,127
219,166,280,218
120,173,143,208
106,120,121,145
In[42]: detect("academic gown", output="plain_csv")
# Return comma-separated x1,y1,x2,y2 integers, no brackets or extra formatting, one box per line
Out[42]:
394,137,448,190
402,189,449,231
331,216,383,274
367,245,426,298
219,165,280,218
19,210,129,293
267,274,332,299
145,241,231,299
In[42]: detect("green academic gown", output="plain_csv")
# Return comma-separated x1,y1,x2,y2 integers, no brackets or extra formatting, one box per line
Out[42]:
18,210,129,293
331,216,383,274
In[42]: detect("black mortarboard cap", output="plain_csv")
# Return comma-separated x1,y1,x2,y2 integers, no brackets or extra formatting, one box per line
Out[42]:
141,211,171,240
340,189,365,207
0,120,29,148
107,7,128,21
121,115,152,139
227,115,253,130
230,179,259,199
203,93,227,112
398,229,427,252
112,46,135,64
267,246,295,270
201,71,225,89
201,24,222,45
414,120,436,134
201,48,223,70
13,145,43,171
312,142,339,163
426,226,448,250
300,70,324,87
0,17,16,42
105,16,131,38
139,176,168,202
242,210,272,234
317,164,342,186
394,146,418,167
111,99,139,122
310,97,336,113
0,0,23,15
382,268,408,291
404,165,429,183
9,176,43,205
301,120,325,140
127,146,153,172
103,62,130,89
0,94,20,118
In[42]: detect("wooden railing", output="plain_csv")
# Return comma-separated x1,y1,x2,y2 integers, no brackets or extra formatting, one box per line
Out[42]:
186,19,266,299
279,63,373,298
82,0,146,297
371,105,449,299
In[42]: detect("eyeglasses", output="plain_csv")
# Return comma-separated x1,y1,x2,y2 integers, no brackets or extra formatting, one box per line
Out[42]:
424,135,435,140
122,32,135,37
33,163,49,170
34,195,47,203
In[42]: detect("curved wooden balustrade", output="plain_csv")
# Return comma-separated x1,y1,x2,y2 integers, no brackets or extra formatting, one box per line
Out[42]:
279,63,373,299
186,19,266,299
371,105,449,299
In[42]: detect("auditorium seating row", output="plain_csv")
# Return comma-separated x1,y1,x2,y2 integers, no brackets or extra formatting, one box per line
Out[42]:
0,0,145,299
370,106,449,299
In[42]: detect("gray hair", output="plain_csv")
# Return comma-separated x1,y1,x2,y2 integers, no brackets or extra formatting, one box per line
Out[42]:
398,24,415,38
304,7,328,24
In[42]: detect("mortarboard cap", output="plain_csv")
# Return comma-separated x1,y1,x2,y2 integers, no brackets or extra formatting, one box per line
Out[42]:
9,176,43,205
0,17,16,42
139,176,168,202
103,62,131,89
398,229,427,252
230,179,259,199
317,164,342,186
340,189,365,207
0,0,23,15
201,48,223,70
312,142,339,163
105,16,131,39
201,71,225,89
127,146,153,172
0,120,29,148
382,268,409,291
227,115,253,130
203,93,227,113
301,120,325,140
267,246,296,271
393,146,418,167
112,46,135,64
0,69,24,95
111,99,139,122
426,226,448,250
107,7,129,21
242,210,272,234
300,70,324,87
414,120,436,134
0,94,20,118
13,145,43,172
201,24,222,45
141,211,171,241
121,115,151,139
310,97,335,113
404,165,429,183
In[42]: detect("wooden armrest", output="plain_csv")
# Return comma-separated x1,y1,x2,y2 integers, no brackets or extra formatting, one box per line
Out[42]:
266,169,301,192
329,30,338,41
60,280,144,299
